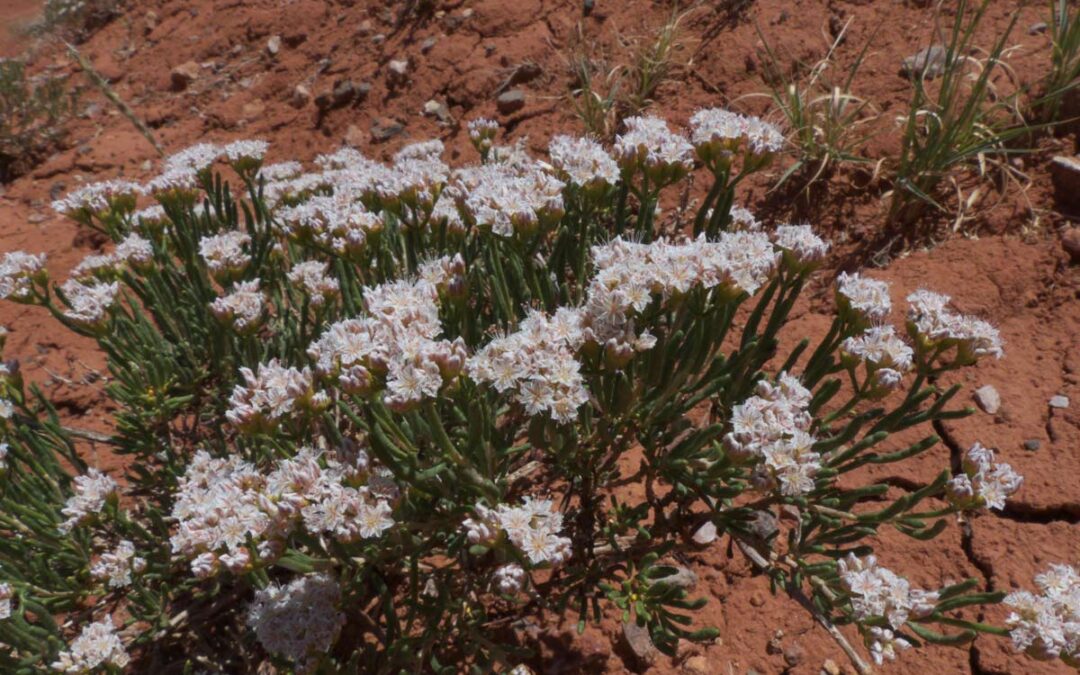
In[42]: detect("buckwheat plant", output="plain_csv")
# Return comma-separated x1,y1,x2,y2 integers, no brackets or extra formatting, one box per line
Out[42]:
0,109,1053,673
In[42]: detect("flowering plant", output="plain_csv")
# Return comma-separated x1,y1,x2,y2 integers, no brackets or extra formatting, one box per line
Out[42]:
0,110,1062,673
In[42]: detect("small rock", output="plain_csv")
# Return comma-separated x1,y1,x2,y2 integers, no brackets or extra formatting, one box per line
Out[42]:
683,655,709,675
783,643,805,667
420,37,437,53
422,99,452,125
692,521,718,545
387,59,409,86
497,89,526,115
140,160,152,172
822,658,842,675
461,8,475,18
27,213,48,224
974,385,1001,414
1063,227,1080,264
900,44,947,79
372,33,386,46
1023,439,1041,452
266,35,281,56
749,592,765,607
144,10,158,34
291,84,311,108
1050,156,1080,210
653,565,697,591
622,622,658,666
170,61,200,91
1029,21,1048,34
1049,395,1070,409
748,509,779,543
766,632,784,655
356,19,373,36
371,117,405,142
242,100,266,120
333,80,358,107
344,124,366,147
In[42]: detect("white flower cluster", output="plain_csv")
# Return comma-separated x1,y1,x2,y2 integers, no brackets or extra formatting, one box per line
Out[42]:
171,448,397,577
247,573,345,671
839,554,940,664
0,251,46,302
276,192,384,256
614,115,695,179
1004,563,1080,663
308,266,466,411
59,279,120,329
50,180,141,217
287,260,340,307
51,618,129,673
70,234,154,283
946,442,1023,511
836,271,892,322
724,373,822,496
774,223,830,264
494,563,527,594
465,497,572,565
222,139,269,164
688,108,785,158
468,309,589,424
447,160,565,237
59,468,117,533
906,290,1004,360
210,279,265,332
226,359,321,431
547,135,619,192
467,117,500,153
0,582,11,619
198,230,252,278
91,540,147,589
841,325,914,390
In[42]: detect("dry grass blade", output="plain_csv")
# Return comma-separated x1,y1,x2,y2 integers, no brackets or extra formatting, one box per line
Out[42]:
749,17,881,192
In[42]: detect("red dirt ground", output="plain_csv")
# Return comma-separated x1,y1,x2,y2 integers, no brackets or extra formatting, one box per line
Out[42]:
0,1,1077,673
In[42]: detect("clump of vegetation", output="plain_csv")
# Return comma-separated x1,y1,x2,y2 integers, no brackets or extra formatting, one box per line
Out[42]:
887,0,1032,233
566,10,690,140
39,0,124,41
752,19,880,192
1036,0,1080,123
0,106,1063,674
0,59,76,183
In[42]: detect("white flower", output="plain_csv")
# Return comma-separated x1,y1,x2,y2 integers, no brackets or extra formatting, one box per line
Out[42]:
0,251,46,302
247,573,345,670
287,260,340,306
0,582,11,619
837,272,891,322
774,223,829,263
868,627,911,665
59,279,120,329
356,499,394,538
222,139,269,163
548,135,619,190
947,442,1022,511
1005,564,1080,663
226,359,317,430
51,618,129,673
210,279,265,332
614,115,694,176
198,230,251,277
164,142,221,173
91,540,147,589
494,563,526,594
60,469,117,533
906,289,1003,360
